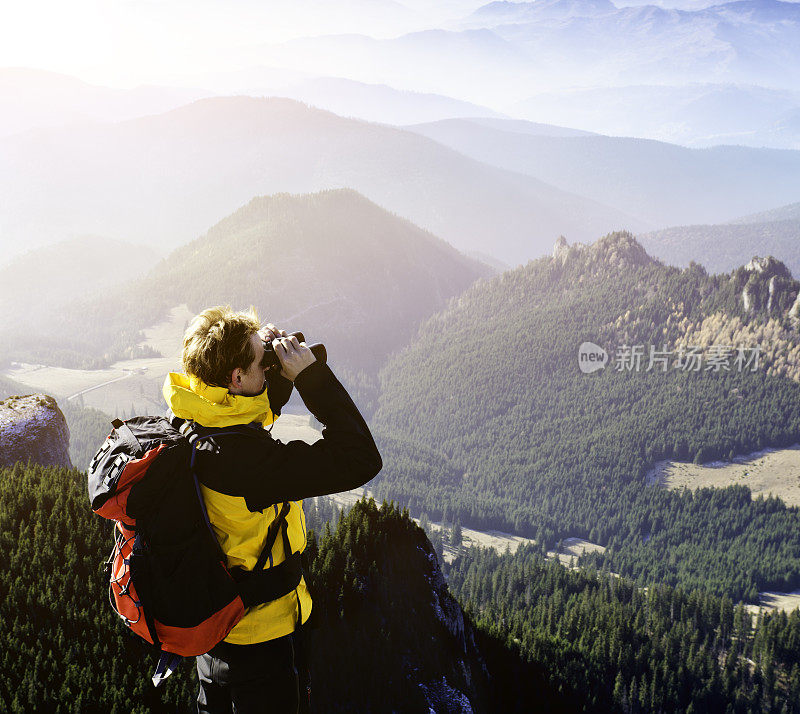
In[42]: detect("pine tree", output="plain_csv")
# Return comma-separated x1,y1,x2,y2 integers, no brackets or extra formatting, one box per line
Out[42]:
451,519,462,549
420,511,430,533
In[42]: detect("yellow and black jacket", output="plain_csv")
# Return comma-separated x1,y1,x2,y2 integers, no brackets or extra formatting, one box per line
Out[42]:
163,361,382,644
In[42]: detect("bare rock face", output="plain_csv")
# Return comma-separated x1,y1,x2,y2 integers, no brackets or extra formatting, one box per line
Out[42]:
734,255,797,317
417,540,490,712
0,394,72,469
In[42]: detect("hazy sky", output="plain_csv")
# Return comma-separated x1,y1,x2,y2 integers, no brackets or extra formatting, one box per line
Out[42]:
9,0,799,88
0,0,481,87
2,1,288,86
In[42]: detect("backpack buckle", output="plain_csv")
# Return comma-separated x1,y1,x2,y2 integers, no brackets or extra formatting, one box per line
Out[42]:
107,453,130,484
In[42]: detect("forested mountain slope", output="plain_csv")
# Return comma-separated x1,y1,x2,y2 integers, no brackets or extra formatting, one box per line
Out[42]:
5,458,799,712
450,544,800,713
372,231,800,600
0,464,567,713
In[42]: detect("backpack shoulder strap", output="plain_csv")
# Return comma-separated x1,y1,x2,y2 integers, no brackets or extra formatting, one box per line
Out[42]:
254,502,292,572
175,418,264,453
179,418,291,573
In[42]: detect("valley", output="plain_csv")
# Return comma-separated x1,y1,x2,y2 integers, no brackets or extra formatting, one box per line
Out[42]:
1,304,192,416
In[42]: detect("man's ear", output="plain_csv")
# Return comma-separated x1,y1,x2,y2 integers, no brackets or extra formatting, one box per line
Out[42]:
228,367,243,392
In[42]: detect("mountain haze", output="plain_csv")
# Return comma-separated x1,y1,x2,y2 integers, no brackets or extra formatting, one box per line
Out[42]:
0,67,506,140
512,83,800,149
406,118,800,227
3,190,491,382
730,201,800,225
268,76,506,125
0,67,212,138
639,220,800,276
0,96,639,267
0,236,162,317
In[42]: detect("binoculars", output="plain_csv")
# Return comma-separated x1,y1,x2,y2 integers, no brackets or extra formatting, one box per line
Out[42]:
259,332,327,372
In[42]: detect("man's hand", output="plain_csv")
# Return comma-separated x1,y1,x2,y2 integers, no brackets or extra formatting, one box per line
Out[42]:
262,324,316,381
260,323,284,344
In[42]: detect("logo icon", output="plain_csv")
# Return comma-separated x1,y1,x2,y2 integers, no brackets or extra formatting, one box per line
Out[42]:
578,342,608,373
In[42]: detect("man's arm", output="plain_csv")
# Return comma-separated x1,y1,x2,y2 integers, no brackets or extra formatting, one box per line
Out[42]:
199,360,382,510
258,360,382,503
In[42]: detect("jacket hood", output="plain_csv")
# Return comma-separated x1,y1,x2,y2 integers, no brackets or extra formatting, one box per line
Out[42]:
163,372,276,428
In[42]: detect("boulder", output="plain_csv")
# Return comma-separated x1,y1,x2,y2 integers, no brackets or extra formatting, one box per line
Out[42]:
0,394,72,469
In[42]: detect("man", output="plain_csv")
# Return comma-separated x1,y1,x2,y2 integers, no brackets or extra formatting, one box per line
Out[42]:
162,305,382,713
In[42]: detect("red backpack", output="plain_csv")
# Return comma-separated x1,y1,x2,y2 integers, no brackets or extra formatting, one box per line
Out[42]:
87,416,301,685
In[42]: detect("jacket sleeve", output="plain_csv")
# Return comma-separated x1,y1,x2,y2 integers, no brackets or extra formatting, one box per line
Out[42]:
218,361,382,508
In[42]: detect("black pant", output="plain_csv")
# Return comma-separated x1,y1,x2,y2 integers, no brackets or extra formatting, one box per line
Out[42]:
196,625,312,714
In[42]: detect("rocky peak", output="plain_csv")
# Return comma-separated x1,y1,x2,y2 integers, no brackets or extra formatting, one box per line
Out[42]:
552,235,570,263
0,394,72,469
591,231,655,269
552,235,586,266
553,231,655,271
743,255,792,278
789,292,800,326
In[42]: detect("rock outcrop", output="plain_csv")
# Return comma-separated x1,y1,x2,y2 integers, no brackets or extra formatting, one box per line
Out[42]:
419,542,489,712
552,234,585,265
552,231,656,272
0,394,72,469
733,255,797,317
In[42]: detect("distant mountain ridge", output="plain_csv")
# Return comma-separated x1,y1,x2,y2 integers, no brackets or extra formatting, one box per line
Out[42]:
266,76,507,125
511,83,800,150
468,0,617,23
0,67,212,138
729,201,800,224
639,219,800,276
249,0,800,111
458,116,596,137
0,66,510,141
0,95,639,266
406,118,800,227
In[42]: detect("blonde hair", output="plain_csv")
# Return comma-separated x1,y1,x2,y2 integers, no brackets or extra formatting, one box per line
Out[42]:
181,305,261,387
